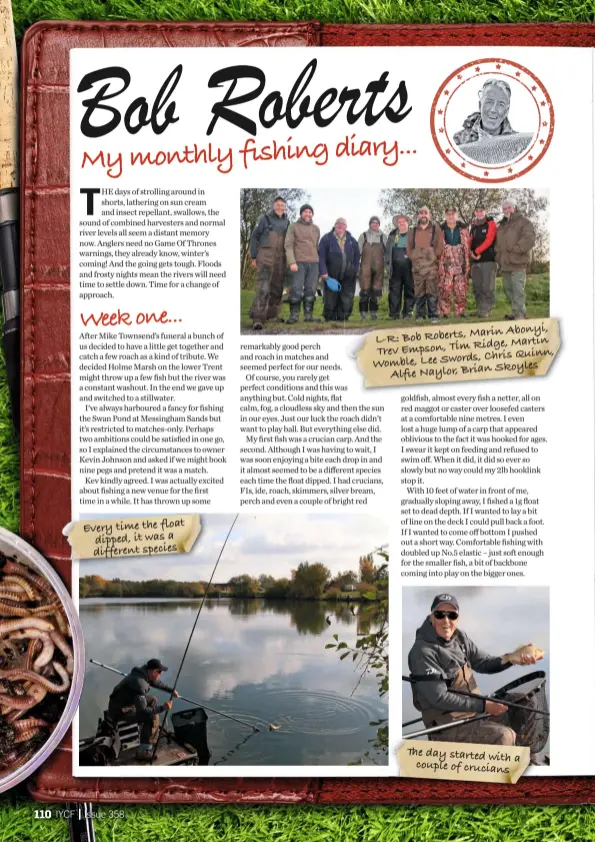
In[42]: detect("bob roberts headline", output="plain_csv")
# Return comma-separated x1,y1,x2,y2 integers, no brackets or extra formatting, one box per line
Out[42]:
76,59,414,177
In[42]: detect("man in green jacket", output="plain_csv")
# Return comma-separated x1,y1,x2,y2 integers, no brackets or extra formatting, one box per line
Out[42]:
285,204,321,323
495,199,536,320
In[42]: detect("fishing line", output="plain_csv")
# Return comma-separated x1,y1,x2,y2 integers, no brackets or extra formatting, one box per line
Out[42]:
151,513,250,765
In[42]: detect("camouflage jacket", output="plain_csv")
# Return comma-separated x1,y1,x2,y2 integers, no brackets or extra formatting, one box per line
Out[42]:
453,112,517,146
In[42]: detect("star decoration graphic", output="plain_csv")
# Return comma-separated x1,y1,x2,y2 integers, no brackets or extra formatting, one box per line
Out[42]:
475,66,481,72
483,171,489,176
439,128,444,133
529,156,533,161
438,109,443,115
496,63,501,69
508,168,513,173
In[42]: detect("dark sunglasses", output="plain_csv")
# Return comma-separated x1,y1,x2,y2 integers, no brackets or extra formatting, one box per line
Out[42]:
433,610,459,620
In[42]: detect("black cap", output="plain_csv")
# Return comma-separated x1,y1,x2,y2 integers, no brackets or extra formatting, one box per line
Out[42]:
369,215,381,226
146,658,168,672
431,593,459,612
300,203,314,215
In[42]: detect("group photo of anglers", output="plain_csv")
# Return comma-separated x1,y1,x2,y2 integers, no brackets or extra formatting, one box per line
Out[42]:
77,513,389,769
239,188,549,335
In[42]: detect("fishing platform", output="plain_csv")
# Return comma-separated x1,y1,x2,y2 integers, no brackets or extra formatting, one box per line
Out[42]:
79,707,211,767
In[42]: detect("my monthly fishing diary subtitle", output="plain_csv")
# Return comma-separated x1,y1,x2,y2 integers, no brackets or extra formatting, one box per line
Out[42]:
76,58,412,177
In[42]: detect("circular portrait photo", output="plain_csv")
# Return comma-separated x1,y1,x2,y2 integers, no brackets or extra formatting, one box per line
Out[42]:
449,77,534,165
432,59,554,182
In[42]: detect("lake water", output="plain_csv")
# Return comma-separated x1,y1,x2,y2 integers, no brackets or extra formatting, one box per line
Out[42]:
79,597,388,766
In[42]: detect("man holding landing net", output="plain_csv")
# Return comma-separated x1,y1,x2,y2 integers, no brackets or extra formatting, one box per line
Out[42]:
407,594,546,763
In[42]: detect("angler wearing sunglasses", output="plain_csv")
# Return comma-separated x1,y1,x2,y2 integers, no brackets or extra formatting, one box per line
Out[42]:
407,593,541,750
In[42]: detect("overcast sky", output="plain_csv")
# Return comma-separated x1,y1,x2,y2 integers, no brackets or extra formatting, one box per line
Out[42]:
286,188,549,240
78,513,388,582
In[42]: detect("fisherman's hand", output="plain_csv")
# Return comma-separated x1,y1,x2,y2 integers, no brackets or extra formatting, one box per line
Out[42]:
485,700,508,717
251,259,257,269
502,643,544,666
164,700,173,710
471,252,479,260
321,274,328,280
290,263,298,272
173,690,180,698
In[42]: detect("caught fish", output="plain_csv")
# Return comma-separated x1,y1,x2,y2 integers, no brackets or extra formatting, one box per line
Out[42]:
507,643,545,663
268,723,281,731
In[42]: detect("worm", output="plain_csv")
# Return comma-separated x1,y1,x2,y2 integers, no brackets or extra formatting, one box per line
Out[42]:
14,727,44,744
6,686,47,724
0,601,31,619
0,618,54,634
28,603,60,616
0,693,40,709
6,629,45,641
13,718,48,732
50,631,74,676
0,662,70,692
0,587,31,602
52,610,69,637
33,634,54,671
1,576,36,600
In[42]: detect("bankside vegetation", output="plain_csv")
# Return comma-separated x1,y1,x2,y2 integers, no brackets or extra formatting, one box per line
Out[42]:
80,555,388,601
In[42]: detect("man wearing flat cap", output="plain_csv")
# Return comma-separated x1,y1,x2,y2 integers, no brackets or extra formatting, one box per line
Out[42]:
408,594,541,749
319,217,360,322
358,215,386,320
108,658,180,760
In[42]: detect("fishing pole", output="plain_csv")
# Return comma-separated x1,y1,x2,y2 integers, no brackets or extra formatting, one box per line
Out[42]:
402,676,550,717
403,714,492,740
89,659,258,732
151,513,243,764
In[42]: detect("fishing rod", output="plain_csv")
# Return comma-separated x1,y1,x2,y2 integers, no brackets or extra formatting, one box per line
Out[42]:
89,659,258,732
403,713,492,740
402,676,550,718
151,513,242,764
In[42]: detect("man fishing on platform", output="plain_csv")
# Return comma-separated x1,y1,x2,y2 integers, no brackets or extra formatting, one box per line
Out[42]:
108,658,180,761
407,594,545,763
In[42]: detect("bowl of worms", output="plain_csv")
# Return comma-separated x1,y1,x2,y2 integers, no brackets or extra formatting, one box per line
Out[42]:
0,527,83,791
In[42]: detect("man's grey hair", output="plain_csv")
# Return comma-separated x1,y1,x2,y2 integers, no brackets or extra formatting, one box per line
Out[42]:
480,79,512,100
502,197,517,208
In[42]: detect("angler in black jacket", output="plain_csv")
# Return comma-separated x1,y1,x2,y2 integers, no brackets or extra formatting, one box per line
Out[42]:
108,658,179,759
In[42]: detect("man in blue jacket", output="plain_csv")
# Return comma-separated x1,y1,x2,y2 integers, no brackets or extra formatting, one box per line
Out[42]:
318,217,360,322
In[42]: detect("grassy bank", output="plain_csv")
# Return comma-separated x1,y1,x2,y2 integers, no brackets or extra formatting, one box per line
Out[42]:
240,274,549,333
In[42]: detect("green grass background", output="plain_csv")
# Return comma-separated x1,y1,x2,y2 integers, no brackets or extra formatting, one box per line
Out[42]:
0,1,590,838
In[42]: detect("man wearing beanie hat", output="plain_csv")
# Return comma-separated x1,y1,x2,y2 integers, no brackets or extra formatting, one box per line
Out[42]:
249,196,290,331
357,216,386,319
495,198,535,320
407,593,543,752
285,204,321,323
385,214,414,319
318,217,360,322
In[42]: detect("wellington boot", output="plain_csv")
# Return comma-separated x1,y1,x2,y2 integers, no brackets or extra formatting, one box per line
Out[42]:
287,301,301,324
303,299,321,322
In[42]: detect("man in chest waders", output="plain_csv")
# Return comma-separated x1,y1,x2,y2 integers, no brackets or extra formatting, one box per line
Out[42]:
249,196,289,331
358,216,386,320
407,207,444,323
407,594,543,761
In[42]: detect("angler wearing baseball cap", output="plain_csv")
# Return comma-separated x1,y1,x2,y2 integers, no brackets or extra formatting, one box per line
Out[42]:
108,657,180,760
407,594,540,748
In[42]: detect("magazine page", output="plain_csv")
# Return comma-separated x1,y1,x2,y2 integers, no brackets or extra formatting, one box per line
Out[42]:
68,44,593,779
